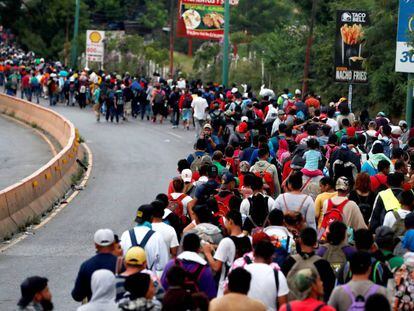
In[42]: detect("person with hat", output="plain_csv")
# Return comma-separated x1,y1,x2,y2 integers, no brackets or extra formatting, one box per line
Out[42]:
328,251,387,311
17,276,53,311
115,246,164,303
279,269,334,311
71,229,119,302
318,177,367,240
228,121,247,147
373,226,403,271
120,205,169,274
271,109,286,136
199,123,219,155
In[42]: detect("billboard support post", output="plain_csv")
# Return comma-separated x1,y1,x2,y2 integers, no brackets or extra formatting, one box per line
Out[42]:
222,0,230,88
407,74,413,128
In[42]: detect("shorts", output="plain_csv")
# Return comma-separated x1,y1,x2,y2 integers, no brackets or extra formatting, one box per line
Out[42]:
182,108,191,121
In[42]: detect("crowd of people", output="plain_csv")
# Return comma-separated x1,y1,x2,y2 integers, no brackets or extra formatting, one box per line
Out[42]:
4,44,414,311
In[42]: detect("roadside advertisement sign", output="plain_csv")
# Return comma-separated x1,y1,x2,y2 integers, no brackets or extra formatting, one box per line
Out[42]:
396,0,414,73
334,10,370,83
86,30,105,64
176,0,238,41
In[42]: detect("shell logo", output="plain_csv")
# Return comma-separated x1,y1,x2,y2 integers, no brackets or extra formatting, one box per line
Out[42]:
89,31,102,43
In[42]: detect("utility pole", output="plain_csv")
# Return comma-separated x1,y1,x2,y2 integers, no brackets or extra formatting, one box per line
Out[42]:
169,0,175,78
71,0,80,69
302,0,318,96
222,0,230,88
407,74,413,128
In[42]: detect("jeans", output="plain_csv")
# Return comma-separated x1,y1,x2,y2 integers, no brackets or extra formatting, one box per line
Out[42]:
23,88,32,102
49,93,57,106
139,101,152,120
195,118,205,136
31,87,40,104
106,104,118,122
117,104,124,121
68,92,75,106
172,107,180,126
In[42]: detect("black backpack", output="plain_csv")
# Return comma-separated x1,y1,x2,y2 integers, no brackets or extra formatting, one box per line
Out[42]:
154,92,164,105
174,259,205,294
183,95,193,109
229,236,253,260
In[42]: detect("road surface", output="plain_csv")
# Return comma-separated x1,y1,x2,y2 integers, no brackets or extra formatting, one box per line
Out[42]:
0,114,53,190
0,101,195,310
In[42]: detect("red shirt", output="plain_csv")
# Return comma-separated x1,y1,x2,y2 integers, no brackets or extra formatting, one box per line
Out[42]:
280,298,335,311
21,74,30,88
370,174,387,192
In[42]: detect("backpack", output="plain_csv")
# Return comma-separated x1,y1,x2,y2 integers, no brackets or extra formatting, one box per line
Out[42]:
190,154,212,173
318,199,349,240
245,195,270,234
30,77,39,87
380,139,392,158
340,257,392,286
183,95,193,109
271,234,291,267
342,284,379,311
154,92,164,105
393,264,414,310
229,236,252,260
167,193,189,225
254,164,275,197
391,210,407,237
174,259,205,294
319,244,353,276
281,194,308,224
80,85,86,93
214,193,233,218
287,254,321,300
356,194,372,225
128,229,155,269
333,159,357,185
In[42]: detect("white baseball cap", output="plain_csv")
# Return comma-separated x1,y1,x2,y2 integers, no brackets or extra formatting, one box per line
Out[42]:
295,89,302,95
241,116,249,123
181,169,193,183
94,229,115,247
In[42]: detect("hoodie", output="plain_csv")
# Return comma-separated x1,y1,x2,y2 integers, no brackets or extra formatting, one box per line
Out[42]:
77,270,118,311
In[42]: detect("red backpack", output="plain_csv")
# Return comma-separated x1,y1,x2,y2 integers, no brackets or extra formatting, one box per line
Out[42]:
254,164,275,197
318,198,349,240
214,193,233,226
168,194,188,224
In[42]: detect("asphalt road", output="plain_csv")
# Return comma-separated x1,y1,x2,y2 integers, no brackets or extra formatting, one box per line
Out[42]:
0,114,53,190
0,100,195,310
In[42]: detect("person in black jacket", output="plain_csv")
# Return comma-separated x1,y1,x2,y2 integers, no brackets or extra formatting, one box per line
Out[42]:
71,229,119,302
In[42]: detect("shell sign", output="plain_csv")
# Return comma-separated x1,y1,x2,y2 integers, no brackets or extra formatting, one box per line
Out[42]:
86,30,105,63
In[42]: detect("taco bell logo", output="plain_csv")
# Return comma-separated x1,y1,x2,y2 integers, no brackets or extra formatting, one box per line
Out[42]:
341,12,352,22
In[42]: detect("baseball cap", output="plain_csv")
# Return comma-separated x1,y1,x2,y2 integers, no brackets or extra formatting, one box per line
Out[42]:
94,229,115,247
203,123,212,130
241,116,249,123
231,87,238,94
18,276,48,308
237,122,248,134
405,212,414,229
222,172,236,184
335,176,350,191
399,120,408,127
377,111,386,117
278,109,286,115
181,169,192,183
295,89,302,95
239,161,250,173
135,204,153,224
375,226,395,247
319,114,327,121
252,231,271,246
125,247,147,266
207,164,218,178
294,268,318,293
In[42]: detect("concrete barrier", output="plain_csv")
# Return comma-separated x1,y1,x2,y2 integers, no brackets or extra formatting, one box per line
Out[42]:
0,94,82,240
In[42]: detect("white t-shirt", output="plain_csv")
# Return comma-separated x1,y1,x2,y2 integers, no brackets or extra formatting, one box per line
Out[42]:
326,118,339,133
245,263,289,311
169,192,193,216
151,222,179,255
214,234,252,297
383,209,411,228
240,194,275,216
191,96,208,120
120,226,169,273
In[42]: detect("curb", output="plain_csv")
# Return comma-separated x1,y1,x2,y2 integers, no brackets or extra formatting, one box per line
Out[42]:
0,142,93,253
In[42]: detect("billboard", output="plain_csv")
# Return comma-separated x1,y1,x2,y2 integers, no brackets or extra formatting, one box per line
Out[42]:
176,0,238,41
86,30,105,63
334,11,370,84
395,0,414,73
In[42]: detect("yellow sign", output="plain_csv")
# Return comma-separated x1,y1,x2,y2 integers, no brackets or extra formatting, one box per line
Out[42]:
89,31,102,43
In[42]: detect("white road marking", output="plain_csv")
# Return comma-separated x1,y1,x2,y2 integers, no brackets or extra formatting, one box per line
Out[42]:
167,131,183,139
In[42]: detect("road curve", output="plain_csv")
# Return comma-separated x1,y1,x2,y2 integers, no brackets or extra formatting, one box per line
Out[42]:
0,114,53,190
0,101,195,310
